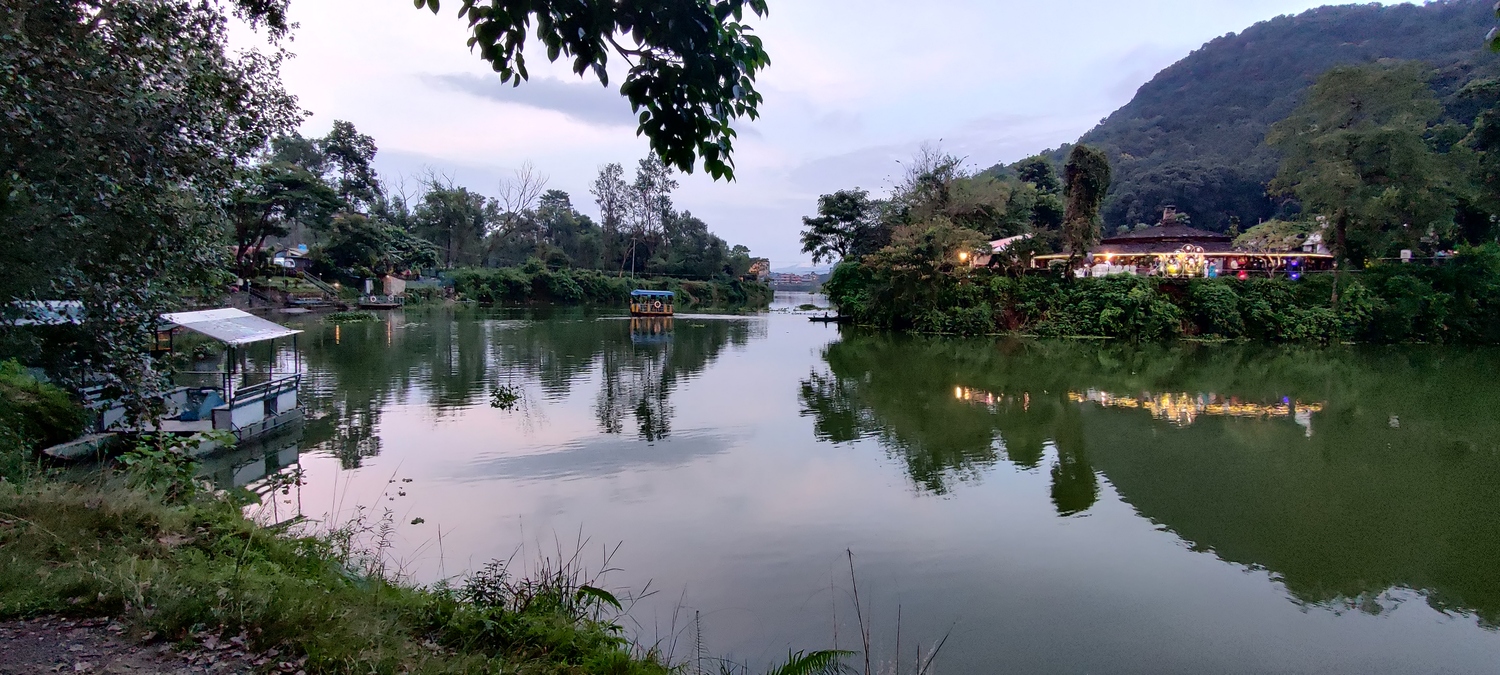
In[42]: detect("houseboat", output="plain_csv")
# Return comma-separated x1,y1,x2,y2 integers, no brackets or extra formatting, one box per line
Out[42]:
630,290,675,317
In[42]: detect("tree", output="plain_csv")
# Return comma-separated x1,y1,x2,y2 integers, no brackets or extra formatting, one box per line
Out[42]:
318,214,439,279
1016,156,1060,194
591,163,630,238
229,162,340,278
1267,63,1456,269
0,0,299,410
414,0,771,180
1062,145,1113,262
800,189,885,264
319,120,382,212
411,177,494,267
494,161,549,242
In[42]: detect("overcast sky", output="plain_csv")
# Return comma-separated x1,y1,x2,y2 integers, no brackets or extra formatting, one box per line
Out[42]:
256,0,1379,269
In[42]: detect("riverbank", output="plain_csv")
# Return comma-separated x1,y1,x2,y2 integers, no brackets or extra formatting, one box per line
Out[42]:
823,244,1500,344
449,265,772,309
0,469,674,674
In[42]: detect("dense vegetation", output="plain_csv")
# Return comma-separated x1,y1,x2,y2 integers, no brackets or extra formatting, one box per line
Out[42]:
451,263,771,308
990,0,1500,232
825,242,1500,343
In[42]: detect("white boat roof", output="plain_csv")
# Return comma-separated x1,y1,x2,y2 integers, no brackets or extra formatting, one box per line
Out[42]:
161,308,301,346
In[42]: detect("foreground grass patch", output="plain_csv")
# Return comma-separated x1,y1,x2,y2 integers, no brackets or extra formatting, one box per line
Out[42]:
0,477,670,674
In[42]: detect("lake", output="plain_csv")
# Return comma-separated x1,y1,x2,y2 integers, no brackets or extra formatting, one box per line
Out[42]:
208,293,1500,674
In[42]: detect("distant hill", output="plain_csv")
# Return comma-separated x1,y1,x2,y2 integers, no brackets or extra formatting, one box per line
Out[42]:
1001,0,1500,232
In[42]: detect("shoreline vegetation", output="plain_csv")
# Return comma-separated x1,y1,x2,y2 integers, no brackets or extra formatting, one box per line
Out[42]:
0,367,844,675
824,243,1500,344
450,264,772,310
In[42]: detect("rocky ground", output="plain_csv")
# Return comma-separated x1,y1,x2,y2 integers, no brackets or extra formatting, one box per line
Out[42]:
0,617,305,674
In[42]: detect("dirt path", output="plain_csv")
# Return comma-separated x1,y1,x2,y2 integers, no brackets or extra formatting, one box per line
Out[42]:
0,617,301,674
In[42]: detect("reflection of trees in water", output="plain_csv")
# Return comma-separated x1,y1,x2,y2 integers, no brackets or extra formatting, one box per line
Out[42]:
801,334,1500,626
595,343,672,441
295,309,755,462
799,339,1094,502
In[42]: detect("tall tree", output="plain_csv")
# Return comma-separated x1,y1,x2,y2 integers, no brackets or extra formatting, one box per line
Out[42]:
1062,145,1113,263
591,163,630,236
631,155,678,239
319,120,382,212
1266,63,1455,269
0,0,299,407
414,0,771,180
229,162,340,278
411,177,494,268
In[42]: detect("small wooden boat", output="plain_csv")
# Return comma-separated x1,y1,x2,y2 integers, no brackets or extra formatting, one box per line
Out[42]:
630,290,674,317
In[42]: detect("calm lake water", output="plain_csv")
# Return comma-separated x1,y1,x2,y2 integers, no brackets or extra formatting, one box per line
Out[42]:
210,293,1500,673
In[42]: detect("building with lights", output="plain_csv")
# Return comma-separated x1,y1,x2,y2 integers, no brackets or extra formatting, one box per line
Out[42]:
1032,208,1335,279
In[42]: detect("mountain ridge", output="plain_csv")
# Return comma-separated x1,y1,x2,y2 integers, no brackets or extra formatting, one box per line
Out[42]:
1002,0,1500,232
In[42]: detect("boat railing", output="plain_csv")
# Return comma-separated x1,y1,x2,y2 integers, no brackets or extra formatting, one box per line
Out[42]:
211,373,301,434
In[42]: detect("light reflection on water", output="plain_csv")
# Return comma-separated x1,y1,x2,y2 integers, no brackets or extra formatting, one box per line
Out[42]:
216,295,1500,673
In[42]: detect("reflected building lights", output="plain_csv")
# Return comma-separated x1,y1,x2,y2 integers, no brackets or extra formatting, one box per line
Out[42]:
1069,390,1324,435
951,386,1324,435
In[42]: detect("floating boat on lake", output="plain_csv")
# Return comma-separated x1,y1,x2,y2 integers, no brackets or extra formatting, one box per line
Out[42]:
630,290,674,317
67,309,305,458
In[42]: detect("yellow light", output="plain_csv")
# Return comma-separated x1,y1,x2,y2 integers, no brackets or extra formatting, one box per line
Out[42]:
955,387,964,399
958,251,969,263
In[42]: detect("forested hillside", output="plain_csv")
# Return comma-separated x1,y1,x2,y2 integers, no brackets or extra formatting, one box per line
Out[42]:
1009,0,1500,232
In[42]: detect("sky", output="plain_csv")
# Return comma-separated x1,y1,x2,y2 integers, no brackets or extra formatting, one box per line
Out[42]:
247,0,1385,270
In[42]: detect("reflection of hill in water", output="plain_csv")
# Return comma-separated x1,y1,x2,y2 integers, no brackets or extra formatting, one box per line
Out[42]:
799,335,1500,625
287,308,759,467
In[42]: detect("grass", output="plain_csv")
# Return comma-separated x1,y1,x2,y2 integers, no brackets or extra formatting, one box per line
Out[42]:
0,469,674,674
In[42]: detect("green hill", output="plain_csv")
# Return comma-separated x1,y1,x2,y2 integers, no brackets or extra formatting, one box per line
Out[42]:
1008,0,1500,232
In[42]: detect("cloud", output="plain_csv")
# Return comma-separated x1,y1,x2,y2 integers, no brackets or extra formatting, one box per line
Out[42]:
427,73,638,128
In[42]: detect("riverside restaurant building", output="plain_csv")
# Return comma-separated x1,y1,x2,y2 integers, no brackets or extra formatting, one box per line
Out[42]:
1032,224,1335,279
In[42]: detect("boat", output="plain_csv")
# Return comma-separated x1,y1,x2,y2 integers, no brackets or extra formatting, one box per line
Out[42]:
630,289,675,317
76,308,306,454
358,294,402,310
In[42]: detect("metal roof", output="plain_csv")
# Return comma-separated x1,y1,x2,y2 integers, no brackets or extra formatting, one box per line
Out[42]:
630,290,675,297
162,308,302,346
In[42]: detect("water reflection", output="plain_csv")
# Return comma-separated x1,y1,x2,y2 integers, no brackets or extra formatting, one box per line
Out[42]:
800,334,1500,626
294,308,758,469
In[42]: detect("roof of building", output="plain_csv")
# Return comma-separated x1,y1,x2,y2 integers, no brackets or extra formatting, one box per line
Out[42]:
162,308,301,345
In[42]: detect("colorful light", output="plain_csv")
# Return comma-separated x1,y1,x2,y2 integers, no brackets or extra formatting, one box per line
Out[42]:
1290,272,1302,280
1237,270,1249,280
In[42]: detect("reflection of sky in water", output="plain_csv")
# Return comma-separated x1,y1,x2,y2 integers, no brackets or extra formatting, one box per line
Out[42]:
231,302,1500,674
457,430,741,482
